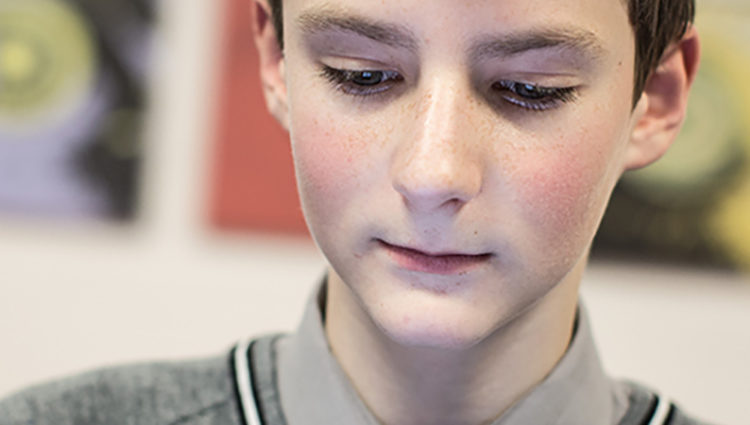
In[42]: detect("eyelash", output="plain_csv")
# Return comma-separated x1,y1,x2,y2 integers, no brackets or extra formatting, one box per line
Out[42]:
320,65,578,111
321,66,404,97
491,81,578,111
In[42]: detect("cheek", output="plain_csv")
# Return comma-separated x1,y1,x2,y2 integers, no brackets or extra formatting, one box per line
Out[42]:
292,122,349,212
520,150,599,227
510,126,625,247
289,108,377,227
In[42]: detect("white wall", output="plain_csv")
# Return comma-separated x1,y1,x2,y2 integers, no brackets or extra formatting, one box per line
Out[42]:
583,263,750,425
1,1,749,425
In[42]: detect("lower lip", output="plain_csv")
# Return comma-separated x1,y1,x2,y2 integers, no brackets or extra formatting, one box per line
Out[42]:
379,241,491,275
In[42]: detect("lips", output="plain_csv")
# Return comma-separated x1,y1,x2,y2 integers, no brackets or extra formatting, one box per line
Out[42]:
378,240,492,275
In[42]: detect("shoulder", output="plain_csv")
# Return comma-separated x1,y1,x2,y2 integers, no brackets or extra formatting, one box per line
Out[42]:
619,381,719,425
0,353,241,425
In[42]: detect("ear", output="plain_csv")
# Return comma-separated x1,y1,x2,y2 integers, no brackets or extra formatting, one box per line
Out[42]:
625,27,701,170
251,0,289,130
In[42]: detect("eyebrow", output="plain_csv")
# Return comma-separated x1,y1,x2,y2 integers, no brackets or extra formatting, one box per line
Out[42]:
296,7,419,52
296,8,605,66
470,28,606,63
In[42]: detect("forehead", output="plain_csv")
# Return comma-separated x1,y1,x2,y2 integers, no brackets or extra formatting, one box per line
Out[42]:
284,0,633,55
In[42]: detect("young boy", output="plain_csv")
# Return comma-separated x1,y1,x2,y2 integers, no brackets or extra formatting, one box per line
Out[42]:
0,0,705,424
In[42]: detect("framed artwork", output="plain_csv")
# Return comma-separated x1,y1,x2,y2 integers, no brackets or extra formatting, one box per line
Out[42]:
0,0,154,221
209,0,307,235
595,1,750,269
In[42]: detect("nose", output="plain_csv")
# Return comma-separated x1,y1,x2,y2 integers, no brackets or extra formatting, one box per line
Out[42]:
392,80,483,214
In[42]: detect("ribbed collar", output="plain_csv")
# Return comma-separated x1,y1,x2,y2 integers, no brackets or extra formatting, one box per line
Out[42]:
277,284,628,425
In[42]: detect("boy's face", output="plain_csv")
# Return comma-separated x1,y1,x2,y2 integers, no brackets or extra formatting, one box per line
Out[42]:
278,0,644,348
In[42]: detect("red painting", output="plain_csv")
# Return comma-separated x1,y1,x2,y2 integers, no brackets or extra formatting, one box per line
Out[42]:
209,0,308,235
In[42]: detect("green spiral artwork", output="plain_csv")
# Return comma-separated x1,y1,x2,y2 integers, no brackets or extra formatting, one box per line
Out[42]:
0,0,95,120
0,0,152,220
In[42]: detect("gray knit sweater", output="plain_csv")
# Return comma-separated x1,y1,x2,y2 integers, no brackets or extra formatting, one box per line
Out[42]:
0,349,711,425
0,356,241,425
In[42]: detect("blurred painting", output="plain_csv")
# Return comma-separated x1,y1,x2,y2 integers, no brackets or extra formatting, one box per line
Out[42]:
595,0,750,269
0,0,154,221
210,0,307,234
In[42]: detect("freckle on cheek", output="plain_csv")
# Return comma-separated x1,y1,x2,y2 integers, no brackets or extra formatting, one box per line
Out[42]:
516,151,594,231
293,117,378,211
294,130,348,194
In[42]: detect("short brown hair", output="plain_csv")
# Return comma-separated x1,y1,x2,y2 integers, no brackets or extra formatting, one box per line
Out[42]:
266,0,694,104
629,0,695,102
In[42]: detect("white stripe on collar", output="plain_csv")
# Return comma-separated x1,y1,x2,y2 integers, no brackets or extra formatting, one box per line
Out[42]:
235,339,262,425
648,394,673,425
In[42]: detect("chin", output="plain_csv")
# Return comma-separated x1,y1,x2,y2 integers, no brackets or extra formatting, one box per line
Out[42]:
366,291,501,350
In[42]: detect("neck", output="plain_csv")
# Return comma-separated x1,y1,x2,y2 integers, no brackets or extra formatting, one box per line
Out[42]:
325,265,582,425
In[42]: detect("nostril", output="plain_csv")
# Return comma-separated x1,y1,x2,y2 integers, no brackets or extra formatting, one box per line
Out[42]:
393,173,480,214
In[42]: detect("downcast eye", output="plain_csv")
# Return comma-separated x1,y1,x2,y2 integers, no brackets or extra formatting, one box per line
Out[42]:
321,66,404,96
351,71,386,86
491,80,578,111
492,81,553,100
514,83,547,100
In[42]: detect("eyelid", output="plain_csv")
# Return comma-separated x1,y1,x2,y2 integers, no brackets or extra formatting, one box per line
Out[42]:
320,65,404,97
319,54,404,73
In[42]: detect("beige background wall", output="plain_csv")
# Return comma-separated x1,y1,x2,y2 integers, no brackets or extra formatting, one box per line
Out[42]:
1,1,749,425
